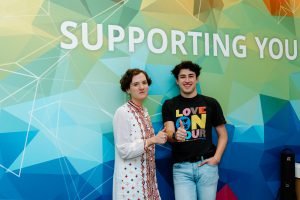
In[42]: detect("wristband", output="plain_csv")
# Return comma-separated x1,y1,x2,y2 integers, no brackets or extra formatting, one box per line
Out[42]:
172,132,177,140
213,156,219,163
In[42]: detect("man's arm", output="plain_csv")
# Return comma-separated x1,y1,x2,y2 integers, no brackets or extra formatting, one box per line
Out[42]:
213,124,228,163
164,120,187,142
199,124,228,166
164,121,176,142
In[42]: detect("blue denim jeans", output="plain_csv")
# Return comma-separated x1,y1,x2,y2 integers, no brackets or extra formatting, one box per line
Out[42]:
173,161,219,200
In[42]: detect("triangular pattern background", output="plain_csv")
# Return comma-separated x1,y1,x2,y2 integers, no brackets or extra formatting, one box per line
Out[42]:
0,0,300,199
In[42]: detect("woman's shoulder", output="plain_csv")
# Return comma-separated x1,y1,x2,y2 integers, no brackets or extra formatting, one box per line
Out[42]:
114,103,130,116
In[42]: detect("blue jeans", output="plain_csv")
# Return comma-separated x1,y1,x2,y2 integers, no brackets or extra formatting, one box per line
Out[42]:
173,161,219,200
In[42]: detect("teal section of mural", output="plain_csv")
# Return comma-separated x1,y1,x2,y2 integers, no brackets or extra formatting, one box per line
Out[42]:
0,0,300,199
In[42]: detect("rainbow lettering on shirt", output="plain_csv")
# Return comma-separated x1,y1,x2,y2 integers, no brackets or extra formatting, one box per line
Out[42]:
175,106,206,141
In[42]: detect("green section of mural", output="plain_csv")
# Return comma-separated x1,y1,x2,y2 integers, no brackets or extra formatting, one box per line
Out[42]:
0,0,300,199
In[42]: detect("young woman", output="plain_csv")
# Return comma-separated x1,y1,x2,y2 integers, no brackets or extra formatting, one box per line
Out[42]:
113,68,167,200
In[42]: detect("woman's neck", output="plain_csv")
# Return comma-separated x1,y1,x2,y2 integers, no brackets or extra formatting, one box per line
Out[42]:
130,99,143,107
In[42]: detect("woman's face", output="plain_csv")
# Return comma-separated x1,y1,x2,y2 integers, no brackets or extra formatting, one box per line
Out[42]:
127,73,149,104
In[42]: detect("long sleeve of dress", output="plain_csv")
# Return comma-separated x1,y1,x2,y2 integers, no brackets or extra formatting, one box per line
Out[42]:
113,107,145,160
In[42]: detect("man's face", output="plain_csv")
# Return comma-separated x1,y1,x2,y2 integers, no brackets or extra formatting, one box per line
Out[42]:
176,68,198,97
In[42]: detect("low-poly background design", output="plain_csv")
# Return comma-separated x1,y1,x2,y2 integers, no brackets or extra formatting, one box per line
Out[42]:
1,0,300,199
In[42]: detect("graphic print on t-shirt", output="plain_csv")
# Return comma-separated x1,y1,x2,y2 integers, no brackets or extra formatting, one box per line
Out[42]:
175,106,207,141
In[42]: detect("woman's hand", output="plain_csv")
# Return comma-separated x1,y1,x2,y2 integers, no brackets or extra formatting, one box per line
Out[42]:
155,127,168,144
146,127,167,147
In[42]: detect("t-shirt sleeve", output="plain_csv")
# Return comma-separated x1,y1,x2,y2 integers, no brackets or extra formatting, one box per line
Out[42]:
211,99,226,127
162,100,173,123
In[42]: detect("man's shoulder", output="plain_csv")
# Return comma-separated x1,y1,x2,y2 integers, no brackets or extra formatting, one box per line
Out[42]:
200,94,218,103
163,95,180,105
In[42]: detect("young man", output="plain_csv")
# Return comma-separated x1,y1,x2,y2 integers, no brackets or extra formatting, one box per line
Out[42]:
162,61,228,200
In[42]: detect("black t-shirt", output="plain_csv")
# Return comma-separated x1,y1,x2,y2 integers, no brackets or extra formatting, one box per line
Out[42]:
162,94,226,163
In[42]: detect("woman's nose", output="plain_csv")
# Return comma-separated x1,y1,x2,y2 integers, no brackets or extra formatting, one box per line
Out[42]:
139,84,144,89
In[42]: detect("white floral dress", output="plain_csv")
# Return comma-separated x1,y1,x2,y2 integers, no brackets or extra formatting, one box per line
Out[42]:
113,101,161,200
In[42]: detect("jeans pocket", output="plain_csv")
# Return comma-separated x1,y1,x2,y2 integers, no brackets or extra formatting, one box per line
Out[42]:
173,163,182,169
206,163,218,167
200,164,219,185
